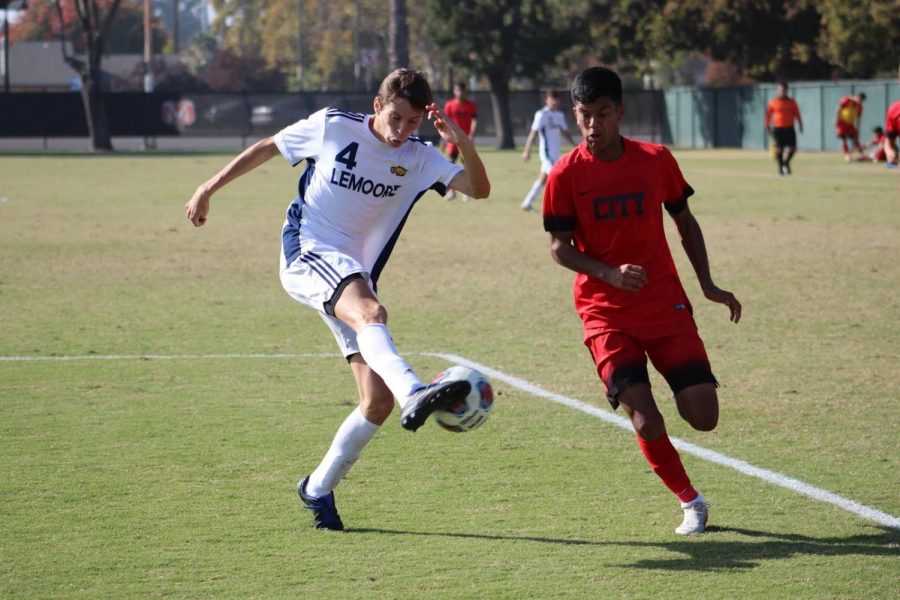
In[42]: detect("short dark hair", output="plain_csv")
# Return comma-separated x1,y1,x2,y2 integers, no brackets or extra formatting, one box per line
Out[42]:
545,89,560,99
377,68,433,111
571,67,622,106
454,81,467,91
873,126,884,134
859,93,867,100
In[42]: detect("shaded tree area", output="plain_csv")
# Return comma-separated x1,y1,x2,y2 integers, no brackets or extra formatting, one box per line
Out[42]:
50,0,126,151
8,0,899,151
816,0,900,79
425,0,579,148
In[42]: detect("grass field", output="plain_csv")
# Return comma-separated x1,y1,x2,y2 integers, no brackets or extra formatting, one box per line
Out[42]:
1,147,899,598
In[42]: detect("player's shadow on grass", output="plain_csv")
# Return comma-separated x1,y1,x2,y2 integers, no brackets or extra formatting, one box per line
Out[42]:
621,525,900,571
349,526,900,571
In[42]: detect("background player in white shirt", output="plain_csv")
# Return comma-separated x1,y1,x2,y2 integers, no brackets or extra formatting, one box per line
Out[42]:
520,90,576,211
185,69,490,531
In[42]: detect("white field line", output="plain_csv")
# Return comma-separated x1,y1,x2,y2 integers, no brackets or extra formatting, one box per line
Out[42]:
4,351,899,530
429,352,900,531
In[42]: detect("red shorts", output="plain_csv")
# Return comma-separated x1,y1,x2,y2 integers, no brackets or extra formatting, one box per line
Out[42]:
836,123,858,139
446,143,460,160
584,311,717,409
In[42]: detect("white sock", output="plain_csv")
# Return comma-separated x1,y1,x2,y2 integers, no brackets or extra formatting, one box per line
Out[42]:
522,179,544,208
681,492,705,509
355,323,422,405
306,407,379,497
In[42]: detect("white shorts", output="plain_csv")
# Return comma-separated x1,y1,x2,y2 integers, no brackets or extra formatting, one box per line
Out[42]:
279,240,374,357
540,155,558,175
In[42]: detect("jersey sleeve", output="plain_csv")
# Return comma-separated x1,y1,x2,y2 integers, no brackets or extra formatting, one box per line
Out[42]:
530,110,544,132
660,148,694,214
274,108,327,166
542,165,576,232
421,144,464,195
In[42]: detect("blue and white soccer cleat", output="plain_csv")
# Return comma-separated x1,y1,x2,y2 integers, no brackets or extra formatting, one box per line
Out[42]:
400,379,471,432
297,476,344,531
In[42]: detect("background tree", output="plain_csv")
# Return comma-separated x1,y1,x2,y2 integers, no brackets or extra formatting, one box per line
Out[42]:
648,0,830,82
816,0,900,78
388,0,408,70
211,0,388,91
202,46,286,92
11,0,167,53
55,0,124,151
426,0,576,148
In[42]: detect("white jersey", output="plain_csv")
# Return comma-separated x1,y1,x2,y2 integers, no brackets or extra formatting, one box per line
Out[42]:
275,107,462,283
530,107,569,164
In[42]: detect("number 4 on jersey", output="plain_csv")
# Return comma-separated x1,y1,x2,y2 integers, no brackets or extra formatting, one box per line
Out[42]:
335,142,359,171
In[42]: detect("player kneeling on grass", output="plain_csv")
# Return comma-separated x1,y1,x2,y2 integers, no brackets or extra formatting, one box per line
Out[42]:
543,66,742,535
185,68,490,531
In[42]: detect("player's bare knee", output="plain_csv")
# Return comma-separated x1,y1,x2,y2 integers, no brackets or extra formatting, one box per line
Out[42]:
689,412,718,432
360,302,388,325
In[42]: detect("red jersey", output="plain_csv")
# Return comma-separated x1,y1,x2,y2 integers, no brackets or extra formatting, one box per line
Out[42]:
837,96,863,125
543,138,694,335
765,97,801,129
886,100,900,136
444,98,478,135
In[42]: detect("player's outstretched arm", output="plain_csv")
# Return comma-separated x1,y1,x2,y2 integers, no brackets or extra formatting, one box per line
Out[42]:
185,136,280,227
548,231,647,292
670,207,742,323
428,103,490,199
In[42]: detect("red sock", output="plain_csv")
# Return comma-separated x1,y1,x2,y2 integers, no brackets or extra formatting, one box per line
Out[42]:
637,434,698,503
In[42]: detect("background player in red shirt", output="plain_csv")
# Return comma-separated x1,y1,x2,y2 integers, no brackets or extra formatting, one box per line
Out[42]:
543,66,741,535
884,100,900,166
443,81,479,200
835,93,867,161
860,126,887,162
764,82,803,175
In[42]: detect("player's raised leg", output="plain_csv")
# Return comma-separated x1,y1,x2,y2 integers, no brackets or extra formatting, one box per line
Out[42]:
334,278,470,431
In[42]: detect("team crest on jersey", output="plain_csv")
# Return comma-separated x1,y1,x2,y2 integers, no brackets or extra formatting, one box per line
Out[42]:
390,166,408,176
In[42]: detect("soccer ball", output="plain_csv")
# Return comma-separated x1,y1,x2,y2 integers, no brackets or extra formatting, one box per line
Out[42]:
432,366,494,432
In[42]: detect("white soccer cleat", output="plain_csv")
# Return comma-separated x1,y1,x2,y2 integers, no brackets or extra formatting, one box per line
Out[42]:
675,495,709,535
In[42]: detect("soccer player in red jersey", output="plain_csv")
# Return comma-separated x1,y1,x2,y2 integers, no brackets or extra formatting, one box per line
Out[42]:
443,81,479,200
543,66,742,535
884,100,900,166
835,93,867,161
764,82,803,175
860,126,887,163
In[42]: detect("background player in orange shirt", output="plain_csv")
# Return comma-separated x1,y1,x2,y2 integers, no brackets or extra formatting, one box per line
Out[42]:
443,81,479,200
765,82,804,175
884,100,900,166
543,66,741,535
835,93,867,161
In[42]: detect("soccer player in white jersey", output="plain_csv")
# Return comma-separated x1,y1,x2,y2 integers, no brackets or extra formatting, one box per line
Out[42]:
185,69,490,531
520,90,576,212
